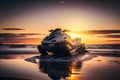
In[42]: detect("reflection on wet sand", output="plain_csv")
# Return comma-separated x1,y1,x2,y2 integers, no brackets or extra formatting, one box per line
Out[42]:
25,54,85,80
0,53,120,80
39,58,82,80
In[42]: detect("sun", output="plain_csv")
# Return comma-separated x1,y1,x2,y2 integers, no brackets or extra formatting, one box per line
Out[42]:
68,33,78,39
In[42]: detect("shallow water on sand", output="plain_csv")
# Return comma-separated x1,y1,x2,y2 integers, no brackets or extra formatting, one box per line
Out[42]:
0,53,120,80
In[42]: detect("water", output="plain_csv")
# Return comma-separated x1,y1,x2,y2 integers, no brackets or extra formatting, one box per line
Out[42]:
0,44,120,80
0,44,120,54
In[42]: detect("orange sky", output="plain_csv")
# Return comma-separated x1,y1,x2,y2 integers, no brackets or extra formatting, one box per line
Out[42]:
0,0,119,44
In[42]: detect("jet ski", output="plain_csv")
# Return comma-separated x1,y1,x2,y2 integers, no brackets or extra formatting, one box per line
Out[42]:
38,28,87,57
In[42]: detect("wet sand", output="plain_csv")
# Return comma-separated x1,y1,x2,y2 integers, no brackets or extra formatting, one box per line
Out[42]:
0,53,120,80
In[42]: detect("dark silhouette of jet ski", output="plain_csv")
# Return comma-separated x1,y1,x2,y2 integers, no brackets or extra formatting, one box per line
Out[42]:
38,28,87,57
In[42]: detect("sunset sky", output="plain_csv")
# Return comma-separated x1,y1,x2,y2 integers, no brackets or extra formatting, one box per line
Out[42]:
0,0,120,44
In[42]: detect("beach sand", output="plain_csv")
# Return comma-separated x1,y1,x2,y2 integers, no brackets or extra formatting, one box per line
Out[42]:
0,53,120,80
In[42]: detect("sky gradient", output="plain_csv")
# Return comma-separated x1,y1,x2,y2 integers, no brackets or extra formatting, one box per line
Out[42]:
0,0,120,44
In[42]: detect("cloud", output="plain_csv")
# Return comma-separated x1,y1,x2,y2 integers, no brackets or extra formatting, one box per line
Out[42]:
74,30,120,35
0,33,45,44
0,37,42,44
0,33,26,38
106,40,120,42
99,35,120,38
2,28,26,30
0,33,45,38
18,33,44,35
